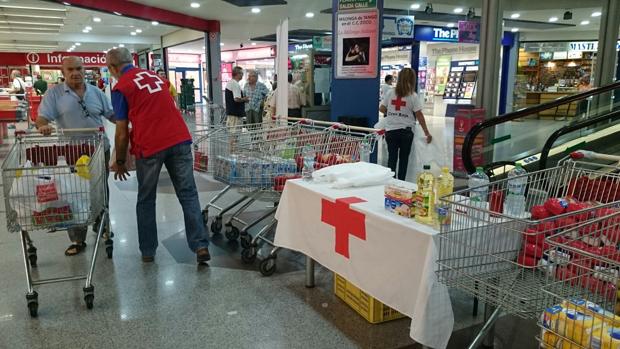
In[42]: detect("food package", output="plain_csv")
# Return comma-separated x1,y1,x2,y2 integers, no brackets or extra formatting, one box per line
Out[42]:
384,197,415,218
384,183,415,205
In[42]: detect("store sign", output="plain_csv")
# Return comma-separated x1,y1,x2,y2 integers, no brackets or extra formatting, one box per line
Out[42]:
168,53,201,64
288,43,313,52
414,25,459,43
383,15,415,40
338,0,376,10
221,46,276,62
0,52,109,66
568,41,598,52
313,36,333,51
335,10,379,79
458,21,480,44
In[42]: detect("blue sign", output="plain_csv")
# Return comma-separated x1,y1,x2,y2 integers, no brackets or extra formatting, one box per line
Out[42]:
414,25,459,42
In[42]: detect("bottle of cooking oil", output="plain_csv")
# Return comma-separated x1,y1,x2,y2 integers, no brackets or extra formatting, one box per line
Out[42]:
436,167,454,203
415,165,435,225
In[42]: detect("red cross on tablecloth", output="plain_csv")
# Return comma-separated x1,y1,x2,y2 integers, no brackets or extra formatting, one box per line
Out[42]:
321,197,367,259
391,96,407,111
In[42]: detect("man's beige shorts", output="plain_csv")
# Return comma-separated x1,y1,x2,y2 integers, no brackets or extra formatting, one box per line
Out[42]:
226,115,243,128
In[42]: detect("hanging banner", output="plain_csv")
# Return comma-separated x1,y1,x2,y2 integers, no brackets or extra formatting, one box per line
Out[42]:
383,15,415,41
338,0,377,10
335,10,379,79
458,21,480,44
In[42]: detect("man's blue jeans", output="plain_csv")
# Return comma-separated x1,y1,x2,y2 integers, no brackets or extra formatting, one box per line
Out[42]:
135,143,209,257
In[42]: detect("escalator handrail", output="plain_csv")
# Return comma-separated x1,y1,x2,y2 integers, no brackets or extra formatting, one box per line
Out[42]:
538,108,620,171
462,81,620,173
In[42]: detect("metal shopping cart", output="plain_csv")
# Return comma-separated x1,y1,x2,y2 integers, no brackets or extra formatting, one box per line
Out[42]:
1,128,111,317
436,151,620,348
230,119,382,276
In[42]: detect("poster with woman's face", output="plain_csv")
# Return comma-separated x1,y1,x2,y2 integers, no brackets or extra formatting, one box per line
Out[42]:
336,10,379,79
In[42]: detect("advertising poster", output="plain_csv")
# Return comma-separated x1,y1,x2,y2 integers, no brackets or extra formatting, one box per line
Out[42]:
336,10,379,79
434,55,451,95
383,15,415,41
458,21,480,44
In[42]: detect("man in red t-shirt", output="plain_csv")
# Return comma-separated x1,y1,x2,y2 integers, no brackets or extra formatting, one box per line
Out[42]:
106,48,210,264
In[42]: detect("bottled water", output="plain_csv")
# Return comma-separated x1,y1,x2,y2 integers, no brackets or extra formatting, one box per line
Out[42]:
468,167,490,203
359,141,371,162
503,163,528,217
302,144,315,180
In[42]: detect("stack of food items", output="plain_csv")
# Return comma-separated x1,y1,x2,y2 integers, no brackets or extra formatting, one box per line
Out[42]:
384,183,416,218
541,298,620,348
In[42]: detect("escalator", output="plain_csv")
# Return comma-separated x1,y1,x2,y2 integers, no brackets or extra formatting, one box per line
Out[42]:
462,81,620,179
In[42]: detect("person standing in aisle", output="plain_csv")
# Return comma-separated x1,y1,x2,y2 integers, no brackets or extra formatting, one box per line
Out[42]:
225,66,248,126
33,75,48,95
36,56,115,256
106,48,211,264
378,68,432,181
287,73,306,117
243,70,269,125
156,68,178,101
7,70,26,100
380,74,394,101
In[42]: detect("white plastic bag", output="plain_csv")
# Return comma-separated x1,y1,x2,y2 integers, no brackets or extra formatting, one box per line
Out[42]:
312,162,394,188
57,172,90,224
409,123,450,182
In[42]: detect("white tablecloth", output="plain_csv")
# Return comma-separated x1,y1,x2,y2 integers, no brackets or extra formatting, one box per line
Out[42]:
274,179,454,349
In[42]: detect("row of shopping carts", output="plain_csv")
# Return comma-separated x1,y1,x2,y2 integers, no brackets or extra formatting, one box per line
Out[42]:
437,150,620,348
192,116,381,275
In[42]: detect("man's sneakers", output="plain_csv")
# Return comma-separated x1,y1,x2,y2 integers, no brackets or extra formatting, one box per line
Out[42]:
196,248,211,264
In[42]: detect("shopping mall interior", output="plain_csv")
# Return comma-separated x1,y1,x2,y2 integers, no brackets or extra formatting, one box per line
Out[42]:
0,0,619,348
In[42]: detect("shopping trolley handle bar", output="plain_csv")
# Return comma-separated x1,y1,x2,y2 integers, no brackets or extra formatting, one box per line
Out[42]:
15,127,105,138
570,150,620,162
281,116,383,134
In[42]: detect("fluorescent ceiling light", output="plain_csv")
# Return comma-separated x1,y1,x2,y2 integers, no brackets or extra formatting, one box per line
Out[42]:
0,42,57,47
82,29,89,33
135,29,142,33
511,28,519,32
190,2,200,8
114,11,122,15
251,42,256,46
0,20,63,26
85,26,92,30
113,46,117,49
580,20,590,25
220,42,224,46
510,13,520,19
251,7,260,13
0,4,66,11
305,12,314,18
410,3,420,10
0,26,59,31
151,21,159,25
453,7,463,13
591,11,602,17
548,16,558,22
130,32,136,35
0,31,58,35
75,42,80,46
3,13,65,19
119,44,125,47
93,17,101,22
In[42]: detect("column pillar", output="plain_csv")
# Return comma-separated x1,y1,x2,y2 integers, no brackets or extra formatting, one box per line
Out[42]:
205,32,223,105
476,0,504,117
593,0,620,87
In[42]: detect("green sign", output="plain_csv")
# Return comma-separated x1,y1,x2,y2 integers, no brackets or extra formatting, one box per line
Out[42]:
338,0,377,10
313,36,332,51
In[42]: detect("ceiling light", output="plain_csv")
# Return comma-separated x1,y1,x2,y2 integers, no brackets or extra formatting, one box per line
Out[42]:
114,11,122,15
305,12,314,18
446,23,455,28
82,29,89,33
549,16,558,22
75,42,81,46
453,7,463,13
591,11,602,17
410,3,421,10
151,21,159,25
62,2,70,5
510,13,520,19
130,32,136,35
251,42,257,46
251,7,260,13
0,20,63,26
93,17,101,22
0,5,65,11
511,28,519,32
190,2,200,8
220,42,224,46
113,46,117,49
424,3,433,14
119,44,125,47
580,20,590,25
202,46,205,49
66,49,72,52
563,11,572,20
135,29,142,33
85,26,92,30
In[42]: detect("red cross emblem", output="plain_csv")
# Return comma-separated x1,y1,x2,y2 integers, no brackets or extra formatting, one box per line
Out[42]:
391,96,407,111
321,197,367,259
133,71,164,94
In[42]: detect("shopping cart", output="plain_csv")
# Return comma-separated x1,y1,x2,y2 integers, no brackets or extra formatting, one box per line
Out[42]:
436,150,620,348
2,128,111,317
233,119,382,276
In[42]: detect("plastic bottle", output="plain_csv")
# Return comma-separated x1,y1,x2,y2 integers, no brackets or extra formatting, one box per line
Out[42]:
415,165,435,224
359,141,371,163
436,167,454,202
503,163,527,217
468,167,490,203
75,155,91,180
302,144,315,180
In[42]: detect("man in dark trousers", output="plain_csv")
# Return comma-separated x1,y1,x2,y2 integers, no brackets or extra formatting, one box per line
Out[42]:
106,48,211,264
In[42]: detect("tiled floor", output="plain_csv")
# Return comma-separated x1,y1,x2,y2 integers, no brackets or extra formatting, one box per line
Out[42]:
0,110,554,349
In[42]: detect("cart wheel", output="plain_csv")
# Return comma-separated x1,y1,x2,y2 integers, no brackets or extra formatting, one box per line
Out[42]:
241,247,257,264
28,301,38,317
210,217,222,234
106,246,113,259
84,294,94,309
240,233,252,249
225,225,240,241
28,254,37,268
202,209,209,227
259,257,277,276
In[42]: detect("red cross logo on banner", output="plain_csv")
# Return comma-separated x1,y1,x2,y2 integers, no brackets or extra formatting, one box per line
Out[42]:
133,71,164,94
321,197,367,259
391,96,407,111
